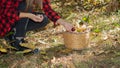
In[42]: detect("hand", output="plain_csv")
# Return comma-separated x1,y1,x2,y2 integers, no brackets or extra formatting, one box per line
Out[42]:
56,19,74,32
62,22,74,32
19,12,44,22
29,14,44,22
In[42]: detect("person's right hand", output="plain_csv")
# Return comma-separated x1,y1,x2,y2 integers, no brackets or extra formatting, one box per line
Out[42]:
19,12,44,22
28,13,44,22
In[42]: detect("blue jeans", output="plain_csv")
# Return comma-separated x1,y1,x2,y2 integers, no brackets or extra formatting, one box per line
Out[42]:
14,12,49,37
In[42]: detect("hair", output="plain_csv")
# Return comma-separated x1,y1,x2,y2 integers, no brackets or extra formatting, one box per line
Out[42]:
26,0,43,11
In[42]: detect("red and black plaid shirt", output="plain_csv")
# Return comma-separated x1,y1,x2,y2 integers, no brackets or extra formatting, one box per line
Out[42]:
43,0,61,23
0,0,61,37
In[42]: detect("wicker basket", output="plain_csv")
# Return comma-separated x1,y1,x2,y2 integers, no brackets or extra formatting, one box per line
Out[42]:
63,32,90,50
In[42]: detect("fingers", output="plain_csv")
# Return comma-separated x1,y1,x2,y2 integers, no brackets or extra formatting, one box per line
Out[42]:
68,25,75,32
32,14,44,22
71,27,75,31
66,26,74,32
64,23,75,32
39,15,43,18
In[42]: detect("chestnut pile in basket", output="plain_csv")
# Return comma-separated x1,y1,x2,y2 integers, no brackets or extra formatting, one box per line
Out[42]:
72,24,92,33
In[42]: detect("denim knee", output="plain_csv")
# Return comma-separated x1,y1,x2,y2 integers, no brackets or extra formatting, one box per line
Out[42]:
36,13,49,27
42,14,49,26
26,12,49,31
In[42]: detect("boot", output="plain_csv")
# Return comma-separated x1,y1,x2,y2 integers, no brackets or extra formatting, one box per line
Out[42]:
4,33,40,53
10,39,29,51
4,30,40,53
4,33,29,51
21,39,28,43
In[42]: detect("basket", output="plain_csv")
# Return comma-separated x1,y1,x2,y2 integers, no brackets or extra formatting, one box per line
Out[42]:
63,32,90,50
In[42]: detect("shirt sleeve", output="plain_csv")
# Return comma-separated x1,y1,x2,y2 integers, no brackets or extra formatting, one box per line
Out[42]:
0,0,20,37
42,0,61,24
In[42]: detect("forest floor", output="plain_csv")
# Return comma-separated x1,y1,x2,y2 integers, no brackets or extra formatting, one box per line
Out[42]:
0,11,120,68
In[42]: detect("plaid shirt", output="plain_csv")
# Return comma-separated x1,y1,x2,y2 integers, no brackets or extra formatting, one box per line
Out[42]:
0,0,61,37
43,0,61,23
